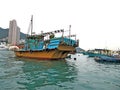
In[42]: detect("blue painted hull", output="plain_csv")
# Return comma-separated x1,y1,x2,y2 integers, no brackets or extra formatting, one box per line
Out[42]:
95,56,120,62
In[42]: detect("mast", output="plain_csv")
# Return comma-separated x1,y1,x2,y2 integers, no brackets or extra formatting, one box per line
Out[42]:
27,15,33,36
31,15,33,35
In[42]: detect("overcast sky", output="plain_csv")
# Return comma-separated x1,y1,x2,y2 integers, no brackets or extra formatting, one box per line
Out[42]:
0,0,120,50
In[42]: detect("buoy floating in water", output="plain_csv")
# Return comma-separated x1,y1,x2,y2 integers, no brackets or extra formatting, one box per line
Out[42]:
74,58,76,60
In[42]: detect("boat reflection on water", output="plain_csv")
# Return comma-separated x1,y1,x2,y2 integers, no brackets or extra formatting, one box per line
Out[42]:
17,59,78,89
0,51,15,58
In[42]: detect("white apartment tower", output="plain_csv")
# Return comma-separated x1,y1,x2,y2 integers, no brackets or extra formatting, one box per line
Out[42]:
8,20,20,45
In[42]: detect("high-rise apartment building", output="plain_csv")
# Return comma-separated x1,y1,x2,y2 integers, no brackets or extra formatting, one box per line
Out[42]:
8,20,20,45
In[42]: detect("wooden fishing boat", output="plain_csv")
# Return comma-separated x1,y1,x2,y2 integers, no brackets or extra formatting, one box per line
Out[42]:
15,38,77,60
15,16,79,60
84,49,113,57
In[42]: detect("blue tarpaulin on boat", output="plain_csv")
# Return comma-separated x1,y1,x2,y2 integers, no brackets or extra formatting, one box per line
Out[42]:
23,37,76,50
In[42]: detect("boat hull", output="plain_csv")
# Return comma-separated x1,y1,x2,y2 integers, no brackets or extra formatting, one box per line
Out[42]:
94,56,120,63
15,49,71,60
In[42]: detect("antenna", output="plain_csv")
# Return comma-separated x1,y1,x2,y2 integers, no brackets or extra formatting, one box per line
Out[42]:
69,25,71,45
69,25,71,39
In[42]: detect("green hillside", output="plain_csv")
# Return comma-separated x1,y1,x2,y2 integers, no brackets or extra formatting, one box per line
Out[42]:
0,27,26,39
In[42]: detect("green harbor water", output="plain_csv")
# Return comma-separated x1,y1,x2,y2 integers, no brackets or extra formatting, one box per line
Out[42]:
0,51,120,90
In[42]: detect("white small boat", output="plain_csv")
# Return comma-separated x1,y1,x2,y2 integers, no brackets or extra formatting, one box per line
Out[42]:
66,53,88,60
0,42,8,51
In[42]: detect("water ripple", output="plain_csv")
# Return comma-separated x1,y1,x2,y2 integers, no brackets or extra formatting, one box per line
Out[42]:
0,52,120,90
